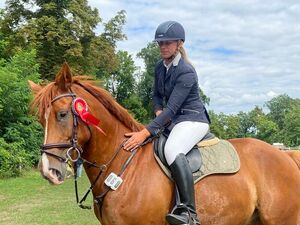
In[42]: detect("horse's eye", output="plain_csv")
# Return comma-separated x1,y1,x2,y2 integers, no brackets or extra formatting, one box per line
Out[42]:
57,110,69,121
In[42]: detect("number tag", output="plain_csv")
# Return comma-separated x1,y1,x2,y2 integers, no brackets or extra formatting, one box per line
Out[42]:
104,172,123,190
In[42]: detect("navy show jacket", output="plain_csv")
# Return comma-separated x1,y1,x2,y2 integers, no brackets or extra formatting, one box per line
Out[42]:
146,58,211,136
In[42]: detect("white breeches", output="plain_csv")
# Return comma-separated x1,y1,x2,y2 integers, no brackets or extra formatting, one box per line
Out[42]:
164,121,209,165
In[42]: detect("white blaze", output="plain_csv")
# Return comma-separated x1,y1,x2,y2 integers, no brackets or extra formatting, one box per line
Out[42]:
42,107,51,174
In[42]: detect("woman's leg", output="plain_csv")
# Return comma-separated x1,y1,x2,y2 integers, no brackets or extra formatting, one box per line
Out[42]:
164,121,209,225
165,121,209,165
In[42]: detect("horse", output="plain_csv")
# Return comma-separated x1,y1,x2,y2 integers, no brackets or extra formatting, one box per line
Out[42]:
29,63,300,225
285,150,300,170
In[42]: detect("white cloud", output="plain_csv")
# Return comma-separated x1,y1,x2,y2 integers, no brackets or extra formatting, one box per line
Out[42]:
2,0,300,114
87,0,300,114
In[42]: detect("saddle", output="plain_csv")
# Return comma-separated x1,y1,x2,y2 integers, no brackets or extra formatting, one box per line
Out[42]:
153,131,240,183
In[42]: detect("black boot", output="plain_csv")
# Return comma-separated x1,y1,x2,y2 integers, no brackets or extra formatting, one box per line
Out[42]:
166,154,200,225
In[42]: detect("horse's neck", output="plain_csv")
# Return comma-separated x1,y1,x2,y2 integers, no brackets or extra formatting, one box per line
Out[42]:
82,106,173,222
85,112,127,165
82,103,135,181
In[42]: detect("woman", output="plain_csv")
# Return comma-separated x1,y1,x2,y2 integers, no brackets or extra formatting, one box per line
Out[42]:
124,21,210,225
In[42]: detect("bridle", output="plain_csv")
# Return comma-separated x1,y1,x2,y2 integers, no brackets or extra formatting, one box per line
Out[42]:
40,91,100,209
40,90,155,211
41,93,84,163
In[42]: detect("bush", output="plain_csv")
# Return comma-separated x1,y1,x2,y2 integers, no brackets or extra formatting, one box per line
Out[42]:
0,49,43,177
0,138,30,178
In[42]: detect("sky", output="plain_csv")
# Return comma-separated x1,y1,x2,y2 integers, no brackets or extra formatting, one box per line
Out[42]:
1,0,300,114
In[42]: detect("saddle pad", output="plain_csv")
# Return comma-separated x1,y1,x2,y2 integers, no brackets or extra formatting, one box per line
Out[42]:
154,140,240,184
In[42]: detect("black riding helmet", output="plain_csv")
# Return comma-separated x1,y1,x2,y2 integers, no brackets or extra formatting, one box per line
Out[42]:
154,21,185,42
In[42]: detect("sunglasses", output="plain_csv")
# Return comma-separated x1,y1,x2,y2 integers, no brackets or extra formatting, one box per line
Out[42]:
157,41,177,46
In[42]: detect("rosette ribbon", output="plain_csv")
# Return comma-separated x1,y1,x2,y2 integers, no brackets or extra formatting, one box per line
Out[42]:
72,98,106,136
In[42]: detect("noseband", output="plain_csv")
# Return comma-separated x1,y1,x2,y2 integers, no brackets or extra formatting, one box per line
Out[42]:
39,89,156,211
41,93,84,163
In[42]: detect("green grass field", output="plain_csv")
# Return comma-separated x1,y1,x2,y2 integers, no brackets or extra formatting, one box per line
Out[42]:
0,170,100,225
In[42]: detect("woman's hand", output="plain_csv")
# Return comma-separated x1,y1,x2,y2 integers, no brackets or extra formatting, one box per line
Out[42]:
155,110,163,117
124,129,151,151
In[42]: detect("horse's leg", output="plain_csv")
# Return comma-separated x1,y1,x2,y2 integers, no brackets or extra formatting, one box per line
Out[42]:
255,151,300,225
259,207,300,225
258,184,300,225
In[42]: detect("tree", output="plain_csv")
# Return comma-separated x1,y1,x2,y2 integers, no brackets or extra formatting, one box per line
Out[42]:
255,115,279,144
1,1,126,79
123,95,148,123
199,89,210,106
0,49,43,177
222,114,242,139
101,10,127,48
281,105,300,146
266,94,297,130
209,110,226,138
107,50,136,103
237,111,254,137
101,50,148,123
136,42,160,121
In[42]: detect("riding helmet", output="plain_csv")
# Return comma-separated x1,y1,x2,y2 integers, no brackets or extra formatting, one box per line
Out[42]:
154,21,185,42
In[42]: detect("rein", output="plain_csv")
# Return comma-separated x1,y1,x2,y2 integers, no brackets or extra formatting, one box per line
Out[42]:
41,91,155,213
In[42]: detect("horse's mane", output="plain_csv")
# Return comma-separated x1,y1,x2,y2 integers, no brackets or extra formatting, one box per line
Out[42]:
31,76,144,132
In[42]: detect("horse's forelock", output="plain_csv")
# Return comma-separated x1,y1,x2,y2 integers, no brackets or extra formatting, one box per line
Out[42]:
31,82,57,121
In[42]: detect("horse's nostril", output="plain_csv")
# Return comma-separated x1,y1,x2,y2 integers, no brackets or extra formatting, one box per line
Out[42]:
50,168,63,181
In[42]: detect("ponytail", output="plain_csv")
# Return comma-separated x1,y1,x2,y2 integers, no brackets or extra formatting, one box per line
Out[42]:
178,41,194,68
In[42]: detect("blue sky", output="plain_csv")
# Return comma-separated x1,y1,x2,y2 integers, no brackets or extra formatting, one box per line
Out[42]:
1,0,300,114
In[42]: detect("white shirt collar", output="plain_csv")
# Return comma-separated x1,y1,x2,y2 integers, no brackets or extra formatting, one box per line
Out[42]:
163,53,181,72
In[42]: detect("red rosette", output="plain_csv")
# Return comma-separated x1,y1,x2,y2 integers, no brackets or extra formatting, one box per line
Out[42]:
72,98,106,136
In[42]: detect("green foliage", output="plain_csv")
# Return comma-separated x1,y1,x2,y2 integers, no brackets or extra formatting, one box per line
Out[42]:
137,42,160,120
123,95,148,123
103,50,148,123
3,119,43,166
281,105,300,146
108,50,136,102
101,10,127,47
208,110,226,138
1,0,126,79
0,49,43,178
255,115,279,143
209,112,244,139
210,105,281,144
0,138,30,178
199,89,210,106
266,94,297,130
0,49,40,129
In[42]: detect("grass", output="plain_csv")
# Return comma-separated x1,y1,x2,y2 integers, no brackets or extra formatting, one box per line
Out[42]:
0,169,100,225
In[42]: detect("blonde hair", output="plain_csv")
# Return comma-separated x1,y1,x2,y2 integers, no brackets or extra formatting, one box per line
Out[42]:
178,41,194,68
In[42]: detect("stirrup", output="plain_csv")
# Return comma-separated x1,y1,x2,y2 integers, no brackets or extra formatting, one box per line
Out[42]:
166,204,200,225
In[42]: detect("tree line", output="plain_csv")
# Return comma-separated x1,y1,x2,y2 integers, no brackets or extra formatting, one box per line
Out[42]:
0,0,299,178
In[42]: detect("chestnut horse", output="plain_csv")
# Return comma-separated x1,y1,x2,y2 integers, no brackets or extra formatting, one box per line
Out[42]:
286,150,300,170
29,63,300,225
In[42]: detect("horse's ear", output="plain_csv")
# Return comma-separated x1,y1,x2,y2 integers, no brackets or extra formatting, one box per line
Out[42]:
28,80,42,95
55,62,73,91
